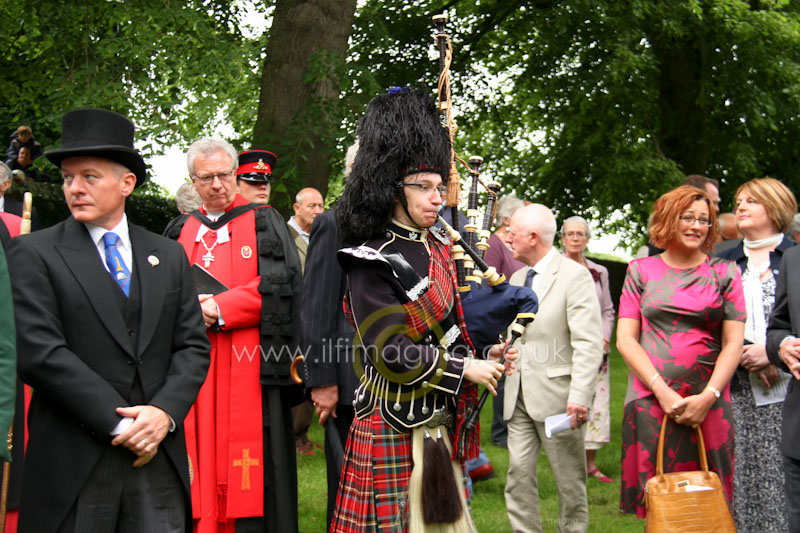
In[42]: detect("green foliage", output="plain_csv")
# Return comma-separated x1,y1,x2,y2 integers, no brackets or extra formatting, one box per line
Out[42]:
5,1,800,246
0,0,259,157
347,0,800,249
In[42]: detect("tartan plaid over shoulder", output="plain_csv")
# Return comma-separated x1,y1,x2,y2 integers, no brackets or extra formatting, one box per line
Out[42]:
337,230,480,462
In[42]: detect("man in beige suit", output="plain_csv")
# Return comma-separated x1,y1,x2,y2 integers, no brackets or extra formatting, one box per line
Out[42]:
287,187,324,273
503,204,603,533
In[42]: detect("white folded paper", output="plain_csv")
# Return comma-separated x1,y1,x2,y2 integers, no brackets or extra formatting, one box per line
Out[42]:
545,413,572,438
749,369,791,406
683,485,713,492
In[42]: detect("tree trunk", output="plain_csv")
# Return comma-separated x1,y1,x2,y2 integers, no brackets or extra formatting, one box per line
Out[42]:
651,34,709,175
252,0,357,215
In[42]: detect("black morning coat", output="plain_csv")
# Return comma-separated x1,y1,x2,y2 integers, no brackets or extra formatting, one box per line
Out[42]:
7,216,211,532
766,242,800,462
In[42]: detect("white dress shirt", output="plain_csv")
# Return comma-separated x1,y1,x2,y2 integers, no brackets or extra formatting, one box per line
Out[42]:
85,214,133,276
287,216,309,243
528,246,557,292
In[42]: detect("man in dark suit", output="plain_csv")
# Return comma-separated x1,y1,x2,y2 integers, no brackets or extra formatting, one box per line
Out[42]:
767,245,800,533
7,108,210,532
302,206,358,526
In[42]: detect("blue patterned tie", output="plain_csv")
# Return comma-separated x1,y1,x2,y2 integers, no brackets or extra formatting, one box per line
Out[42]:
524,267,537,288
103,232,130,297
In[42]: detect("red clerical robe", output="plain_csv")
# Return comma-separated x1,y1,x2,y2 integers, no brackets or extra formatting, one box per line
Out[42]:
177,195,266,532
0,212,22,239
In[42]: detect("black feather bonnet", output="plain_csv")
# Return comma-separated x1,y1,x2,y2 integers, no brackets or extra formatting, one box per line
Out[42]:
336,87,451,246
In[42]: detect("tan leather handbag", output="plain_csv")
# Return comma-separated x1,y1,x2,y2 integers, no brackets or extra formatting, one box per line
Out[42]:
645,416,736,532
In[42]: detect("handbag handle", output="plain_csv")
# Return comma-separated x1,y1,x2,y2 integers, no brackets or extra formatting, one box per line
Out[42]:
655,415,710,476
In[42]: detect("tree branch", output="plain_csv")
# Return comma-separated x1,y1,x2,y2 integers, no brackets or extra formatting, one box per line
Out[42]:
453,0,560,66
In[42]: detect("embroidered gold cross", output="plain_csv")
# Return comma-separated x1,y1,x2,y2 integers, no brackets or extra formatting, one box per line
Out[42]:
233,448,259,490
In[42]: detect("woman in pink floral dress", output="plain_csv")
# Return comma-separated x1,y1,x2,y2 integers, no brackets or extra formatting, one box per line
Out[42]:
617,185,745,517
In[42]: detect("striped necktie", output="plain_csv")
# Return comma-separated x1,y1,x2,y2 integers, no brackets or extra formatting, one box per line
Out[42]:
103,232,130,297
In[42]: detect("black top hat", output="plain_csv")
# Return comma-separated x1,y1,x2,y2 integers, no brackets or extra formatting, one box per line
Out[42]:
45,108,148,188
236,150,277,183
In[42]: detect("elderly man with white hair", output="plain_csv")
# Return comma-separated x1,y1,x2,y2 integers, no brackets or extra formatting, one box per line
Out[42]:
174,182,202,214
164,138,303,532
483,194,526,448
503,204,603,533
789,213,800,243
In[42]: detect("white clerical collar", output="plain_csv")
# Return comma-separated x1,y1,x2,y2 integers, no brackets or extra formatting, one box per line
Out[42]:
195,209,230,244
205,210,225,221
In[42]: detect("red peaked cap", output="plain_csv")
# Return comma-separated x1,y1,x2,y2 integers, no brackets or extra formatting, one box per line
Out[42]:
237,150,277,182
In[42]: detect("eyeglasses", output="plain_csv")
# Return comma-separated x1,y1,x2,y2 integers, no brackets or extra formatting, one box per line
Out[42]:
403,182,447,197
562,231,586,239
192,170,235,184
678,215,712,227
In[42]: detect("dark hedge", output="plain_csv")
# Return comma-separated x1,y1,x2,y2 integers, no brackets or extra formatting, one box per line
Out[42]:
6,180,178,234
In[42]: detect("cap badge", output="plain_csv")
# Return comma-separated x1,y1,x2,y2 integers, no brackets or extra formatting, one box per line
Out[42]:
254,159,270,170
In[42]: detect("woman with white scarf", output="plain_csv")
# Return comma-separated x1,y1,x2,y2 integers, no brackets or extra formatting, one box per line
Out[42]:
717,177,796,532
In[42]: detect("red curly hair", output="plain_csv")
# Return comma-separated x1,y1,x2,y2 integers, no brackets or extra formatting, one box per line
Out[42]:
649,185,719,253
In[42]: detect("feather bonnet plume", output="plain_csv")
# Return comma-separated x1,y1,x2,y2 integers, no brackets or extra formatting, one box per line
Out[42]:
336,88,451,246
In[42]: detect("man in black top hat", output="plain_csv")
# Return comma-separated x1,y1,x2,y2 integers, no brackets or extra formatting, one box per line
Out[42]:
6,108,210,532
236,149,276,205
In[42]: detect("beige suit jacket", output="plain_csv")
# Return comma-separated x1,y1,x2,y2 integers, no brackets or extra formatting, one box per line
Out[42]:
288,224,308,273
504,252,603,421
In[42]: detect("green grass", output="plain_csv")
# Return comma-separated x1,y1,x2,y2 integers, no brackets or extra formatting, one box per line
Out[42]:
297,349,643,532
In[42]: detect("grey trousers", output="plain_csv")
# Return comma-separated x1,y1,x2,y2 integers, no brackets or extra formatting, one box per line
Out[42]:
57,444,186,533
504,387,588,533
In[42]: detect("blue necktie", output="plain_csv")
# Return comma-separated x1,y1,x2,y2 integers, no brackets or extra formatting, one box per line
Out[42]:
525,267,537,288
103,232,130,297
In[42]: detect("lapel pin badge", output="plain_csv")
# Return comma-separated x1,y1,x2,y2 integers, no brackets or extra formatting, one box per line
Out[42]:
241,245,253,259
148,255,160,267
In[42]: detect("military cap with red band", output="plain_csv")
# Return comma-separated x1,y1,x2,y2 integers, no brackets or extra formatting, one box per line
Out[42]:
237,150,277,182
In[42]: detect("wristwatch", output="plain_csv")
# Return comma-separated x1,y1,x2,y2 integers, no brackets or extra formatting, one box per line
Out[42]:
704,385,721,399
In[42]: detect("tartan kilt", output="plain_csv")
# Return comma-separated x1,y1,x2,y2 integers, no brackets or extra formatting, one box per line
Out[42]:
330,410,471,533
330,410,413,533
